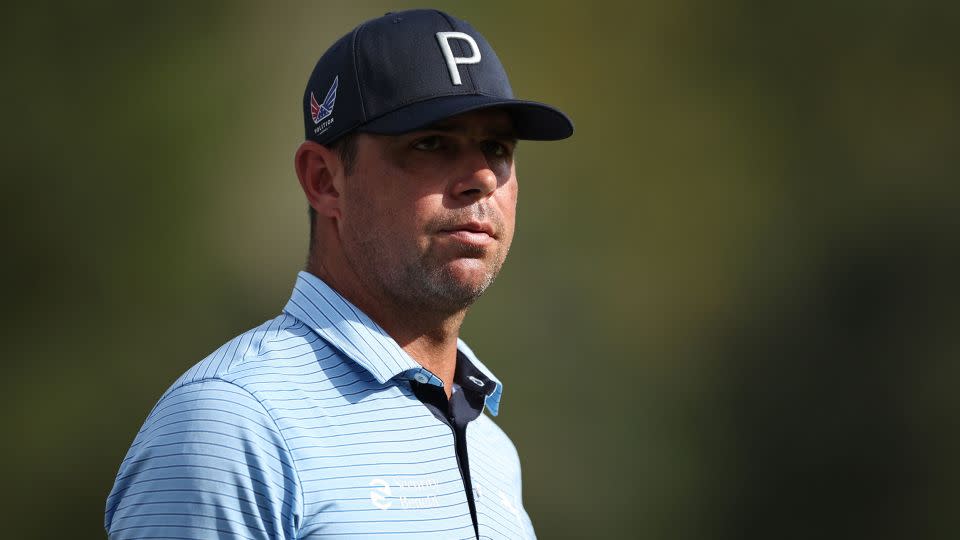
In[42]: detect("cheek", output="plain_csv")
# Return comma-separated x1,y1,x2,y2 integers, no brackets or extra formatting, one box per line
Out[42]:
409,193,445,243
344,167,415,231
342,182,398,249
499,180,519,230
361,187,434,252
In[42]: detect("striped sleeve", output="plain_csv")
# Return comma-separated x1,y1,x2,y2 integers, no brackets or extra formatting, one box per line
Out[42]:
104,379,302,540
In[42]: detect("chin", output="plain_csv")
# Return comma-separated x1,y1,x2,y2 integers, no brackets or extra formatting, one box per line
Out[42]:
446,258,497,284
428,260,499,306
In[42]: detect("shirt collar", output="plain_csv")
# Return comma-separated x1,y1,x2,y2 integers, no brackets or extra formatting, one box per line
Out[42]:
283,271,504,416
454,338,503,416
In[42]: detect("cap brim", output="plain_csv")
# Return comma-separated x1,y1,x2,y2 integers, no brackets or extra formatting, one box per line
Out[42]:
358,94,574,141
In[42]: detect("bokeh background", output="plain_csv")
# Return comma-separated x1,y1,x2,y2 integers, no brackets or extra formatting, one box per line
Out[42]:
3,1,958,539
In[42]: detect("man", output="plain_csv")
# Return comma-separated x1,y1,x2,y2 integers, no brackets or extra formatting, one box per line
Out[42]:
105,9,572,539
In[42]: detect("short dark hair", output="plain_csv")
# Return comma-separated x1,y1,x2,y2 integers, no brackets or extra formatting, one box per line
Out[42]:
308,133,358,254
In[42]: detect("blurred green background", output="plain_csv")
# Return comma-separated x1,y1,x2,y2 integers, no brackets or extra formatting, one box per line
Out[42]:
3,1,958,539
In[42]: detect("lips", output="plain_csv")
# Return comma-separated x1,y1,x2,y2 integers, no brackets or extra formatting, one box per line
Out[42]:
438,221,497,245
442,221,496,237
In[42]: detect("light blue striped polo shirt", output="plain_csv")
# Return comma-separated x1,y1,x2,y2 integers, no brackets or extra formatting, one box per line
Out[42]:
105,271,536,539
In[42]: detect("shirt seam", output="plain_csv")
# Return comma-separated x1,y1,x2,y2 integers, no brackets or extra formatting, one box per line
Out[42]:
352,22,369,122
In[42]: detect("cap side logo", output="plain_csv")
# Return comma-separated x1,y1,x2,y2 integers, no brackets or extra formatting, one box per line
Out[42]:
310,75,339,124
436,32,481,86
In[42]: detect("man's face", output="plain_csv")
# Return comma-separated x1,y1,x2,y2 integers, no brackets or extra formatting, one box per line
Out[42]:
337,108,518,314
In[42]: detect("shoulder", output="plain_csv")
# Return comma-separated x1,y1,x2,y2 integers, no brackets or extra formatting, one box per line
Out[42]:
157,312,360,405
164,313,323,389
104,377,304,538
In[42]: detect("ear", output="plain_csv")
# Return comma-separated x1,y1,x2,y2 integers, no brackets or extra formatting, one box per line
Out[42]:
295,141,343,219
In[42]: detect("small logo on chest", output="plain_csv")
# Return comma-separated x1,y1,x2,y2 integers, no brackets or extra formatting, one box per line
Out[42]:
369,476,441,510
368,478,393,510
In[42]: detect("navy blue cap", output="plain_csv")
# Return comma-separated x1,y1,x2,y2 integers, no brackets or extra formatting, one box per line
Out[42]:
303,9,574,145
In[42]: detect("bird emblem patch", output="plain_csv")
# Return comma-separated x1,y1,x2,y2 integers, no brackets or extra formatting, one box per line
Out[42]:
311,75,339,124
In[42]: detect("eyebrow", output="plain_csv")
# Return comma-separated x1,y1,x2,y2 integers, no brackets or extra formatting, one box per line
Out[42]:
419,122,518,141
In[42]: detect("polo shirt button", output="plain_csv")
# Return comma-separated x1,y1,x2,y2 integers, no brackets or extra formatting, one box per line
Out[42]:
414,373,429,384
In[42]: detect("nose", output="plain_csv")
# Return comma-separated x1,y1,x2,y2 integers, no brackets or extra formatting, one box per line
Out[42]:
450,148,499,203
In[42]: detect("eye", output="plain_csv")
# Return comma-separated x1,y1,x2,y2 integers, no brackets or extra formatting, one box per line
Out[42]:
482,140,512,158
412,136,442,151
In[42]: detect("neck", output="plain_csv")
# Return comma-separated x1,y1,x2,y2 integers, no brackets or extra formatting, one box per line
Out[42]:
387,313,466,399
307,255,467,398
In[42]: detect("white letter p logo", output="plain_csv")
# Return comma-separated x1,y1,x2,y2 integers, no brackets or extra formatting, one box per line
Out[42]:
436,31,481,86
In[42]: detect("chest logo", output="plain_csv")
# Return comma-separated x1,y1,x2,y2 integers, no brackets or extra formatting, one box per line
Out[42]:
369,478,393,510
368,476,441,510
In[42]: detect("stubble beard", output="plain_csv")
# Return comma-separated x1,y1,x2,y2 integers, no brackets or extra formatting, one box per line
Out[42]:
345,208,510,317
398,241,506,313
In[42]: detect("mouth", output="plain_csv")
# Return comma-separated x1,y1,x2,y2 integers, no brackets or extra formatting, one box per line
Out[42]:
438,221,497,245
444,221,495,236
